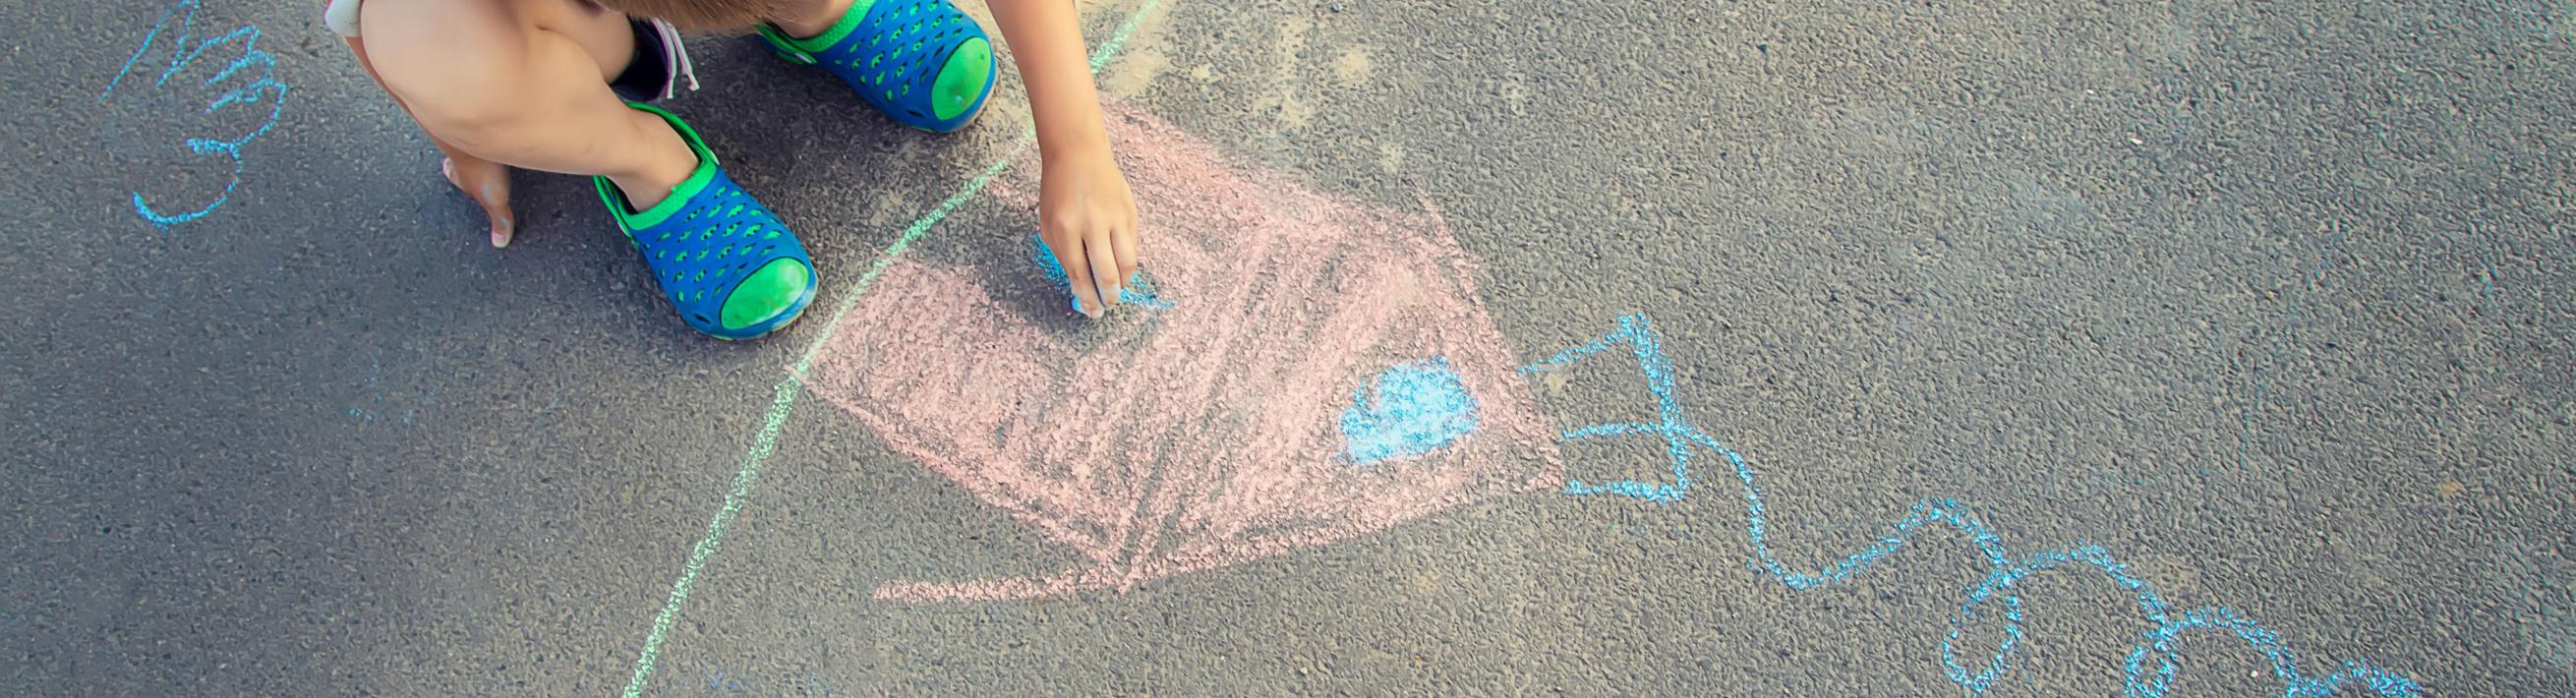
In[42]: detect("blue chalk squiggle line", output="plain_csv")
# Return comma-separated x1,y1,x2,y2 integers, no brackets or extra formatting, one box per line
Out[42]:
100,0,290,228
1518,314,2420,697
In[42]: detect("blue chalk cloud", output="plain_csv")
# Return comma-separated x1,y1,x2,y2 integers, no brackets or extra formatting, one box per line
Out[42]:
1339,358,1481,466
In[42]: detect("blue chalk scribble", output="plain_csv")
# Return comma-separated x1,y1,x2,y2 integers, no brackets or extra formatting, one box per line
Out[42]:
702,667,746,693
1339,358,1481,465
1525,314,2418,697
692,666,854,697
100,0,290,229
1029,231,1172,311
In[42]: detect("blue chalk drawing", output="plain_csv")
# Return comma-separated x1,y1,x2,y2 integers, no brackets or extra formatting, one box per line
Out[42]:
100,0,290,228
1029,231,1173,311
701,668,747,693
1525,314,2418,696
1339,358,1481,465
1519,315,1694,502
693,666,855,697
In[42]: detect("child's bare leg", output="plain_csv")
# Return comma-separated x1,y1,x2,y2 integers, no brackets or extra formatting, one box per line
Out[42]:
768,0,856,38
337,29,519,246
359,0,698,215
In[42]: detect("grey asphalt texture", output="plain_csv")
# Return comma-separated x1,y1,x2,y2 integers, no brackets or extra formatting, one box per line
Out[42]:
6,0,2575,695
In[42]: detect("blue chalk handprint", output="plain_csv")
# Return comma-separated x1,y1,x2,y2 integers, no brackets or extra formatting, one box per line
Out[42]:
99,0,289,229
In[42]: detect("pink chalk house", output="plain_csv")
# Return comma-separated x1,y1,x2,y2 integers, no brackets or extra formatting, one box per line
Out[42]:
809,108,1564,602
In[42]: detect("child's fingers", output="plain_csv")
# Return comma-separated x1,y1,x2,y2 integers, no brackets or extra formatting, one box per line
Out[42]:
442,156,516,248
479,196,515,248
1083,234,1122,315
1110,224,1139,290
1044,232,1104,318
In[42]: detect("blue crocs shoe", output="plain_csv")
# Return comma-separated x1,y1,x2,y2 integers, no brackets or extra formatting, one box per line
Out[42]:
756,0,997,133
594,103,818,340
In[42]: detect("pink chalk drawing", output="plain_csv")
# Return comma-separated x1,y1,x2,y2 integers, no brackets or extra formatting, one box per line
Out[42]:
808,106,1564,602
795,106,2419,698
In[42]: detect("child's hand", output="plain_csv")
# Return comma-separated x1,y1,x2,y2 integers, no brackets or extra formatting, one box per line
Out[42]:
988,0,1139,318
1036,148,1139,318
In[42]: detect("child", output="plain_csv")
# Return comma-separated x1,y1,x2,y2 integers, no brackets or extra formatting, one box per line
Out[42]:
326,0,1141,339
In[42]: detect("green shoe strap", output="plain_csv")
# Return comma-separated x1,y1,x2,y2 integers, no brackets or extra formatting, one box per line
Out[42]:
593,102,722,232
756,0,878,62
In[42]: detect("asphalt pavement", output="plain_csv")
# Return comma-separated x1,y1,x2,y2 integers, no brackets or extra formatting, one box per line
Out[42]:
3,0,2572,695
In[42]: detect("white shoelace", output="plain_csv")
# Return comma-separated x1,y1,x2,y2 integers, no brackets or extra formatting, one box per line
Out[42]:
645,19,701,100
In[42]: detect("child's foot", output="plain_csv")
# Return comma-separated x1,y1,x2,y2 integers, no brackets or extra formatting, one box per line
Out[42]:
594,103,818,340
758,0,997,133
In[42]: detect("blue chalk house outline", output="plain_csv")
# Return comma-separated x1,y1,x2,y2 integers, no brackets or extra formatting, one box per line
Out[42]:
1519,314,1695,501
101,0,290,229
1524,314,2418,696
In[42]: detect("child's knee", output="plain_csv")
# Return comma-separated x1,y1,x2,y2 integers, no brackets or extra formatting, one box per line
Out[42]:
357,0,534,132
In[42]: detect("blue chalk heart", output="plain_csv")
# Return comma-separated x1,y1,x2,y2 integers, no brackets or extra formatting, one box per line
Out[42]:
1339,358,1481,466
